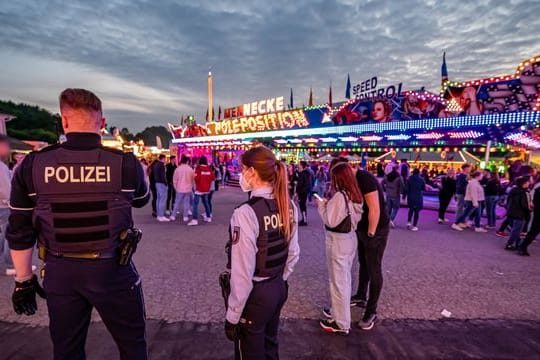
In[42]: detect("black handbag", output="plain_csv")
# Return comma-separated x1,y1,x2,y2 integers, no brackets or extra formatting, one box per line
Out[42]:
324,191,352,233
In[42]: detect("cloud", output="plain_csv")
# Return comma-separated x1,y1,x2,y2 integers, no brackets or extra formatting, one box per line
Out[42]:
0,0,539,131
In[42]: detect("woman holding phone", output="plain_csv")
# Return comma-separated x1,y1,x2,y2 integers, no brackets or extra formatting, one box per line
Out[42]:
317,162,363,335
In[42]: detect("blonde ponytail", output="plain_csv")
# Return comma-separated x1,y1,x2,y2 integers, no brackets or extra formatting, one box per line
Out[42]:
274,161,292,242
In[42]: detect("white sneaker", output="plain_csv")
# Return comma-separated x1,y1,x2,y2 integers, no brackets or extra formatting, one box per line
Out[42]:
406,223,411,229
475,227,488,233
390,221,395,228
410,226,419,231
157,216,170,222
203,215,212,223
188,210,193,216
451,223,464,231
438,218,444,224
458,222,469,228
165,210,171,216
187,219,198,226
183,217,189,222
169,216,176,221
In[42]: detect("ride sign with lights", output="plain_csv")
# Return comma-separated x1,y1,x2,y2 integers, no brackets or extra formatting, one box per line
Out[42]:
206,109,309,135
223,96,285,119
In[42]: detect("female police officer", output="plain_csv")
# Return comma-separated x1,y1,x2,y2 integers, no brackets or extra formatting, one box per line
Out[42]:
224,146,300,360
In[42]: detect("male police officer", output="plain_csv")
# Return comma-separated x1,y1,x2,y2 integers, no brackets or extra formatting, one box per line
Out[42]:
7,88,149,360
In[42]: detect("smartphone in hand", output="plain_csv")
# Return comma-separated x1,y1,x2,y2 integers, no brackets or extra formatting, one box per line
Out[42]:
313,193,324,202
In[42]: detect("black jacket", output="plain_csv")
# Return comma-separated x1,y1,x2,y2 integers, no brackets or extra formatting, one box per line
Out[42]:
484,179,500,197
439,176,456,198
152,161,167,184
296,170,313,195
506,187,530,220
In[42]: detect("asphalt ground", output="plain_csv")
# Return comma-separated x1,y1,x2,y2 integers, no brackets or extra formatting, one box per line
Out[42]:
1,187,539,359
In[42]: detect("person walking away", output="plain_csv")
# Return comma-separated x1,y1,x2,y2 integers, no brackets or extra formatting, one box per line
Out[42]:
315,165,328,198
170,155,194,222
296,161,313,226
6,88,149,359
382,166,404,228
188,156,214,226
287,162,298,198
0,135,16,275
438,168,456,223
403,168,425,231
484,171,500,229
455,164,471,222
224,146,300,359
504,176,531,250
400,159,410,180
165,156,177,216
153,154,169,222
519,175,540,256
351,161,390,331
317,163,363,335
451,171,487,232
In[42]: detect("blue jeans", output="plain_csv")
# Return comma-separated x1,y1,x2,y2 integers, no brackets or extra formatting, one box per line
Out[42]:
193,193,211,219
455,194,465,222
485,196,498,227
156,183,168,217
507,218,523,247
0,208,14,268
455,201,483,228
171,192,192,218
386,196,400,221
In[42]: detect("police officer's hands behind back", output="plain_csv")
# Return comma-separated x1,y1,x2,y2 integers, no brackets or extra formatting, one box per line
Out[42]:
224,320,241,342
12,274,46,316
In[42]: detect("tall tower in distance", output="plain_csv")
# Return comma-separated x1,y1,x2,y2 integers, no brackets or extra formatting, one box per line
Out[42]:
208,68,213,123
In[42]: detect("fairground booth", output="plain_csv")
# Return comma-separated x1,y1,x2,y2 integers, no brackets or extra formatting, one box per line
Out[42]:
169,55,540,176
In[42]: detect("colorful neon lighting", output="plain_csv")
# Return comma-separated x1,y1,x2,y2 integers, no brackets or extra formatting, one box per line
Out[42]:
415,132,445,140
448,131,483,139
339,136,358,142
172,111,540,143
360,135,383,142
505,132,540,149
385,134,411,141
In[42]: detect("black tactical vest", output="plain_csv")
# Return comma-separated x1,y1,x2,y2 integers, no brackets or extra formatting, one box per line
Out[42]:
246,197,289,278
31,145,133,253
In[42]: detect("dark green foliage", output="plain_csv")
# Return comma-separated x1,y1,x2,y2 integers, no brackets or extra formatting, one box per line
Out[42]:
0,100,61,143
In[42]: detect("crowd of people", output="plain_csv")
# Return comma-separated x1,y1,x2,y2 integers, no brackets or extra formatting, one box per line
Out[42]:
141,154,222,226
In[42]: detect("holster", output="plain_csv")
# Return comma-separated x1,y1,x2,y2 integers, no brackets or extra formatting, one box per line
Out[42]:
118,228,143,266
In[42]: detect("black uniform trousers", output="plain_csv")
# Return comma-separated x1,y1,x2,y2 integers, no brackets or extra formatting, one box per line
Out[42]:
355,228,389,315
234,276,288,360
43,256,147,360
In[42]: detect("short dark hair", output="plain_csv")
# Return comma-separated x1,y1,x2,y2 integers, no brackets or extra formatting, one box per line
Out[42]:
471,171,482,178
461,163,471,170
516,176,530,188
412,168,420,175
299,160,308,169
180,155,189,164
199,156,208,165
59,88,102,113
170,155,176,160
158,154,166,160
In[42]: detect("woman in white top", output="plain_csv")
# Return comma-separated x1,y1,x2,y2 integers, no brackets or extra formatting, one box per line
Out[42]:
317,162,363,335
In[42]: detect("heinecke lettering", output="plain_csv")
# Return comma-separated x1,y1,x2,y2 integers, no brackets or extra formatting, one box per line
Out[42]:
44,166,111,183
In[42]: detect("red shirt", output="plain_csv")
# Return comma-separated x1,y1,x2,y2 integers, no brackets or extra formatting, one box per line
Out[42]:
194,165,215,193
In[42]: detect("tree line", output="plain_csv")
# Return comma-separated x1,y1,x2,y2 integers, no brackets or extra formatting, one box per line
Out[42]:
0,100,172,147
